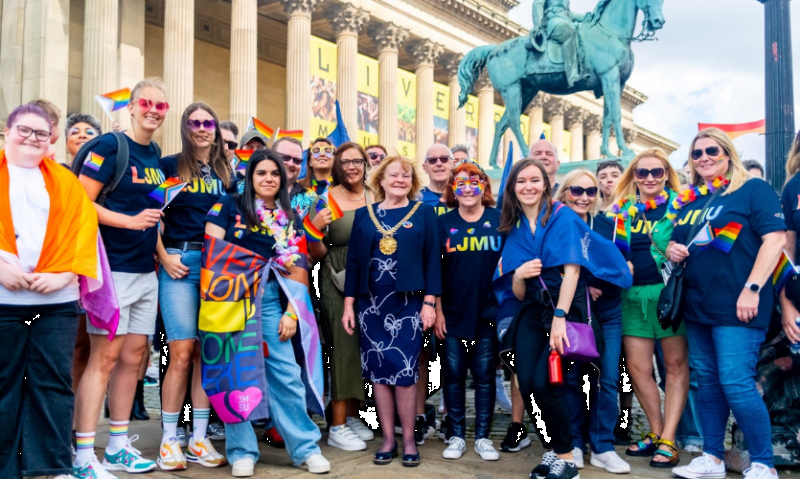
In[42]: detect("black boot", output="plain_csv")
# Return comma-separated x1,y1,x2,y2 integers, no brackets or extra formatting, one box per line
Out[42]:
130,380,150,420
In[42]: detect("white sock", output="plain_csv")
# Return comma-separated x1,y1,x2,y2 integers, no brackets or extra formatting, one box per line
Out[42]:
161,410,180,442
192,408,210,443
74,432,95,466
107,420,128,454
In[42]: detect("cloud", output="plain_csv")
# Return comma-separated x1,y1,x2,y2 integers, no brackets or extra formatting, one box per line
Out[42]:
508,0,800,167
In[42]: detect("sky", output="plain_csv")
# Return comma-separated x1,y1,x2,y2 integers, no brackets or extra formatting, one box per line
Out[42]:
508,0,800,167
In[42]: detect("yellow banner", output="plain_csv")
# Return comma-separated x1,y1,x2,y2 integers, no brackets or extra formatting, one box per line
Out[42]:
563,130,572,160
520,114,530,140
397,68,416,158
356,53,379,146
310,36,337,139
357,53,379,97
433,81,450,146
465,95,479,130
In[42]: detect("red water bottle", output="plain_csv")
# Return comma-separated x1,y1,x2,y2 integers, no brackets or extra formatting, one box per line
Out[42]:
548,349,563,385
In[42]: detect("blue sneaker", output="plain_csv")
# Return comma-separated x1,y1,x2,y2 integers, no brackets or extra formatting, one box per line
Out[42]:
73,456,118,479
102,435,156,473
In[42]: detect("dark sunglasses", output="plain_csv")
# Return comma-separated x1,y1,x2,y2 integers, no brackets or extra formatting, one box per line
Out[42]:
426,156,452,165
690,146,724,160
568,186,598,198
280,154,304,166
187,119,216,131
224,140,238,150
634,167,666,180
368,152,386,162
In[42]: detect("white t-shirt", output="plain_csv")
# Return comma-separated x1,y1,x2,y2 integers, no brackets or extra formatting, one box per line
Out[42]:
0,163,79,305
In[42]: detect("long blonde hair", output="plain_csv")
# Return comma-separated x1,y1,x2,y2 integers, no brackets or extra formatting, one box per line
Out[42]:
785,129,800,179
687,128,749,195
554,169,600,216
611,148,681,205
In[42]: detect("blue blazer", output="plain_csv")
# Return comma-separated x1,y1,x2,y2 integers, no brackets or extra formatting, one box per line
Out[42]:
345,202,442,298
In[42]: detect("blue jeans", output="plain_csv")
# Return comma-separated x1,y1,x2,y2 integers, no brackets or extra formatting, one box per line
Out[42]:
442,335,497,439
564,306,623,454
158,249,202,341
685,322,772,467
655,342,703,447
225,278,321,465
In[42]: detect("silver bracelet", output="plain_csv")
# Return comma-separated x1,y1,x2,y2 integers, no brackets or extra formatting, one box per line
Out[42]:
513,275,524,285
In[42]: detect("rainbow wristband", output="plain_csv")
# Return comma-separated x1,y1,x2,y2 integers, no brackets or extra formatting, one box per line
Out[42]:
284,311,299,321
303,215,324,242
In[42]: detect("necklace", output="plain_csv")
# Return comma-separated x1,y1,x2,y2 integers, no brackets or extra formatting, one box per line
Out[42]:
339,185,365,202
198,161,213,186
612,190,668,220
367,202,422,255
665,176,730,223
255,200,301,268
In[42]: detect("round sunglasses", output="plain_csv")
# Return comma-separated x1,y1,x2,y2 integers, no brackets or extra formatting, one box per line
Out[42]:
187,119,216,131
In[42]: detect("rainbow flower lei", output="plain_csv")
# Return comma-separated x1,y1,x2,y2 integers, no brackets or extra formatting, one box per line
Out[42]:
255,199,302,268
664,176,730,223
611,190,669,220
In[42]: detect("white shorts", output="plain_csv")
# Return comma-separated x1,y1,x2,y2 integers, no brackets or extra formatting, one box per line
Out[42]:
86,271,158,336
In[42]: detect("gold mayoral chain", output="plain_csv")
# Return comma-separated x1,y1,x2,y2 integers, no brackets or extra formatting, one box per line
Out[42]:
367,202,422,255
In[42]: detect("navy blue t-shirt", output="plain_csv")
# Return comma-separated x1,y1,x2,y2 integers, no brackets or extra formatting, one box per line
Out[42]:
781,173,800,257
205,195,277,259
80,133,165,273
160,155,237,243
672,179,785,329
438,208,505,340
629,202,666,286
420,187,450,216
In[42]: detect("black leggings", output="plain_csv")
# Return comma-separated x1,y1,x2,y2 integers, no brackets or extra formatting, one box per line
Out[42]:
515,307,574,454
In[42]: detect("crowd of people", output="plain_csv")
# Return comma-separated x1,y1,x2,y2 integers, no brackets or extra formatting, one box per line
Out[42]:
2,77,799,479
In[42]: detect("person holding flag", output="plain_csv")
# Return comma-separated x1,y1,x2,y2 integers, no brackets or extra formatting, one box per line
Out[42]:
292,137,335,218
668,129,785,479
154,102,235,470
493,158,631,479
609,149,689,468
779,129,800,345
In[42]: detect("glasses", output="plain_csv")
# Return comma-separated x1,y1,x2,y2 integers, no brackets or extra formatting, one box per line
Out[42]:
280,154,303,166
137,99,170,113
340,159,365,168
368,152,386,162
634,167,666,179
426,156,453,165
187,119,216,131
568,186,598,198
224,140,238,150
691,146,723,160
312,146,334,157
16,125,51,142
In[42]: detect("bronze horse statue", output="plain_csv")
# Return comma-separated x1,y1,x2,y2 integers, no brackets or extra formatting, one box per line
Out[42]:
458,0,665,167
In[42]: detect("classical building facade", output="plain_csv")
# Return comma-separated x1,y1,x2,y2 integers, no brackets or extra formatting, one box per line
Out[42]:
0,0,678,164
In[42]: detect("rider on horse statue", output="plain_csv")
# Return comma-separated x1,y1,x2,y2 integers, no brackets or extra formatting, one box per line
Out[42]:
529,0,595,87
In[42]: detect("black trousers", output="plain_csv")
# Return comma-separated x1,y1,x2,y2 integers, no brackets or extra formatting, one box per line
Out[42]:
0,302,79,478
514,305,574,455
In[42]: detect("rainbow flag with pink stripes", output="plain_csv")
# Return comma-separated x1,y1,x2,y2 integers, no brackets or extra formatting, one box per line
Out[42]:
148,176,188,208
94,88,131,114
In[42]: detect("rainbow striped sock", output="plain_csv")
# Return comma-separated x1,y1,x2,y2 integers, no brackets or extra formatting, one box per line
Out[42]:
161,410,180,441
107,420,128,454
193,408,210,442
75,432,95,466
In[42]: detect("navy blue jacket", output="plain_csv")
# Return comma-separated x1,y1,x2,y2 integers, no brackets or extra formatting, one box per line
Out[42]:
345,202,442,297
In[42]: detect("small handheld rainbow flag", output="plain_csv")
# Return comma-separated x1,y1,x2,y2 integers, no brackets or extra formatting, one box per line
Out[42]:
690,222,715,247
234,149,254,173
84,152,105,172
274,128,304,144
709,222,742,253
148,176,188,209
613,216,630,251
773,250,797,293
303,215,324,242
94,88,131,121
315,193,344,221
248,117,274,140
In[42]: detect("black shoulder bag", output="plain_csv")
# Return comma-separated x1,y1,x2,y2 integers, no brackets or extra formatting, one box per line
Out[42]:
657,187,725,332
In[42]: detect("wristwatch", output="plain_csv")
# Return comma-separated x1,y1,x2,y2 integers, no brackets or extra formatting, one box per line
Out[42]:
553,308,567,318
423,301,436,308
745,282,761,293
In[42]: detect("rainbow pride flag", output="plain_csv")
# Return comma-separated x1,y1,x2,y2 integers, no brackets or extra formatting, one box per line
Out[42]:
315,193,344,221
235,149,254,173
85,152,105,172
773,250,797,293
275,128,304,143
94,88,131,116
248,117,274,139
709,222,742,253
303,215,324,242
208,203,223,217
613,216,630,251
148,176,188,208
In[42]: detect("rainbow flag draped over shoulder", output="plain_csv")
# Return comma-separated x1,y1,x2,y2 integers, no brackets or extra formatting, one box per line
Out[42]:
773,250,796,293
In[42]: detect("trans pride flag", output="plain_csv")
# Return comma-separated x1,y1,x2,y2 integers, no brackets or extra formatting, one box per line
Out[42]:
148,176,188,208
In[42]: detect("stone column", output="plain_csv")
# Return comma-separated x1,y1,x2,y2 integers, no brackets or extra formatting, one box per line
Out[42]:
544,97,568,154
163,0,194,155
0,0,25,126
282,0,321,144
368,22,408,155
475,71,494,169
407,39,443,161
230,0,258,133
118,0,146,132
326,3,369,134
443,53,465,147
526,93,548,148
82,0,119,133
585,114,602,159
565,107,587,162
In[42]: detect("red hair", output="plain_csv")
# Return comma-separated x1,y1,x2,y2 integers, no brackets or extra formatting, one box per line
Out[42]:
443,162,495,209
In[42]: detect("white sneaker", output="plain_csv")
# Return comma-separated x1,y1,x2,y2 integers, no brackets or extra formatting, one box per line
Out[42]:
684,445,703,453
346,417,374,441
590,450,631,474
72,456,118,479
474,438,500,461
571,447,584,469
186,436,226,467
157,437,186,471
442,437,467,459
327,425,367,451
50,476,78,479
495,375,512,412
672,453,726,479
298,453,330,474
231,457,255,477
744,463,778,479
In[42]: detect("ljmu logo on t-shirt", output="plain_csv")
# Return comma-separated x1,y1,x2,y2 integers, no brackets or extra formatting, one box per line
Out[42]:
445,235,503,252
131,166,165,185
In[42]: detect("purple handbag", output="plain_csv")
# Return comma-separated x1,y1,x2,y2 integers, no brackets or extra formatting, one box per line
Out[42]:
538,277,600,362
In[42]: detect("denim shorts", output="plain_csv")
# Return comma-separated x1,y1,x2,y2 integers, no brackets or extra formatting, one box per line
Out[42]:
158,248,202,342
